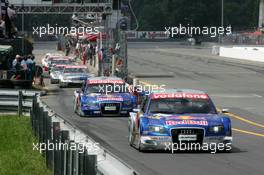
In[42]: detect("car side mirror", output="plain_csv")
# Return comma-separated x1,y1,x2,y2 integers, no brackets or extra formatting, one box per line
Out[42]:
221,108,229,113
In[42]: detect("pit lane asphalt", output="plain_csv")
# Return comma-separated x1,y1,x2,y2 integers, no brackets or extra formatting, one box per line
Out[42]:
41,42,264,175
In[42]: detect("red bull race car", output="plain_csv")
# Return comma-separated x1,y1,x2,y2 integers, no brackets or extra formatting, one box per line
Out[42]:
73,76,138,117
128,89,232,153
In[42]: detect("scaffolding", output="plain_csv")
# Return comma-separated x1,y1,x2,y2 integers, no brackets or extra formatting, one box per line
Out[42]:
14,3,112,14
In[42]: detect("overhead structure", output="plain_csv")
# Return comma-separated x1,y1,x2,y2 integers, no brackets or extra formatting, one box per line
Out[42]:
259,0,264,28
14,3,111,14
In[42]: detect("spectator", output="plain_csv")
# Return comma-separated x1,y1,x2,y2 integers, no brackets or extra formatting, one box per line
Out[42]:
26,55,34,80
5,5,11,38
65,40,70,56
0,59,3,70
20,56,28,79
21,56,28,70
12,55,20,68
7,4,16,38
0,17,6,38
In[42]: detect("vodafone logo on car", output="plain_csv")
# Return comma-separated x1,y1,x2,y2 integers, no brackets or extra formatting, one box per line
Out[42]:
152,93,208,99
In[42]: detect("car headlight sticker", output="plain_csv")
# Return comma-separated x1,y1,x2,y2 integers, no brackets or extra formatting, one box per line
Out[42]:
209,125,224,133
149,126,166,134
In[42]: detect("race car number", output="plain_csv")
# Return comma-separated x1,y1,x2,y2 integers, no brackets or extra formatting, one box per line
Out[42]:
178,135,197,141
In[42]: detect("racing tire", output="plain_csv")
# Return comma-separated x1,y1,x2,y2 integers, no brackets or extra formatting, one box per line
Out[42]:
50,79,55,84
223,144,232,153
59,82,66,88
59,81,63,88
128,124,134,146
77,106,85,117
137,136,144,152
136,127,144,152
73,98,78,114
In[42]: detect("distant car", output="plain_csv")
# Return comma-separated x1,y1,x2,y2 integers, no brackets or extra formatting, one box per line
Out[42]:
73,76,138,117
58,65,94,88
128,89,232,152
42,53,63,70
50,64,67,84
42,54,74,72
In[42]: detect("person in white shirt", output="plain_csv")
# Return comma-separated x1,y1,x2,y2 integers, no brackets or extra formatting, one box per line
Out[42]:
21,57,28,70
12,55,20,68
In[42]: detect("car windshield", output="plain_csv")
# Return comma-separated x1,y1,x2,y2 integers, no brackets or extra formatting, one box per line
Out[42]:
149,98,217,114
86,83,127,94
51,66,64,72
64,68,86,73
50,59,71,65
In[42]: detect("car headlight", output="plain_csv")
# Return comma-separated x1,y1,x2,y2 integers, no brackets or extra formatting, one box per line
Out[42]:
148,126,166,133
62,76,70,81
123,100,132,106
209,125,224,133
84,101,98,107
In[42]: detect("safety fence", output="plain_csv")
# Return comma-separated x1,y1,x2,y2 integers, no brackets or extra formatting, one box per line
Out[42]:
223,32,264,45
30,95,138,175
0,90,42,116
31,96,97,175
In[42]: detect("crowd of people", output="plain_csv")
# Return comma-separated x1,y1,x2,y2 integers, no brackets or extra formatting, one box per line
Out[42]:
0,2,17,39
65,37,97,66
11,54,36,80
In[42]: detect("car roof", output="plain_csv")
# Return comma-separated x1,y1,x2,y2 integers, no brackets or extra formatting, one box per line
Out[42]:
52,58,70,61
151,89,207,95
64,65,87,68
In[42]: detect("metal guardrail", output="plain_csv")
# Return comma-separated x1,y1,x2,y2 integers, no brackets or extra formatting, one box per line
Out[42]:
0,90,43,116
35,95,138,175
31,96,97,175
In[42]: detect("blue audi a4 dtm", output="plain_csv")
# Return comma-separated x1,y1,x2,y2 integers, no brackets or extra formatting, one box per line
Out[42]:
128,89,232,152
73,77,137,117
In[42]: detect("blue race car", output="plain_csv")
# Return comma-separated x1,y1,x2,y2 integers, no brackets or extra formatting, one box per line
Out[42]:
73,76,137,117
128,89,232,152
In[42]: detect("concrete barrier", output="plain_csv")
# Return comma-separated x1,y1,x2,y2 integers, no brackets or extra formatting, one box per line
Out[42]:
219,46,264,62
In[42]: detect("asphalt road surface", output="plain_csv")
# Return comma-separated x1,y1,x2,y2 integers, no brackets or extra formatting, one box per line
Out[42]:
41,42,264,175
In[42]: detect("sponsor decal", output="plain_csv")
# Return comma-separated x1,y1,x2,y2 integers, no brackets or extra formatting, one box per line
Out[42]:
148,115,163,120
88,80,125,84
166,120,208,126
152,93,209,99
97,97,123,101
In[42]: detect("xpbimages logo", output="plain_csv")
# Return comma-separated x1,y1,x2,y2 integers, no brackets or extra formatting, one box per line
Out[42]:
165,24,232,38
98,83,166,95
164,141,232,154
32,24,100,37
33,140,100,154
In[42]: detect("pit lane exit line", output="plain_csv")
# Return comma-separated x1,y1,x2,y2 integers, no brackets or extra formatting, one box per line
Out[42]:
226,112,264,129
232,128,264,137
